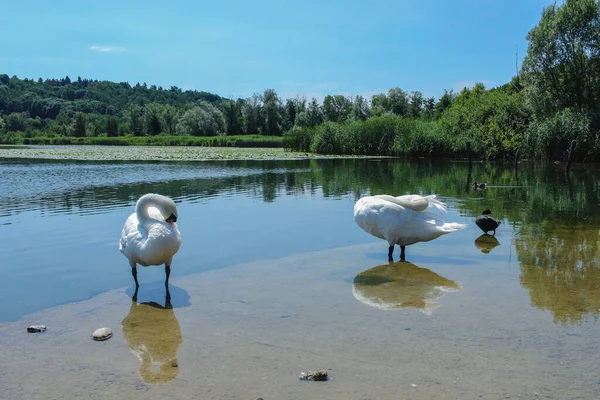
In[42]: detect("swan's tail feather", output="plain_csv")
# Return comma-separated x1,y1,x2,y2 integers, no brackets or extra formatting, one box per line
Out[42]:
424,195,448,215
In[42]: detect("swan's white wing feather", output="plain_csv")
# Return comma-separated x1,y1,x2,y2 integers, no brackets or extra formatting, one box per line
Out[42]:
354,195,464,247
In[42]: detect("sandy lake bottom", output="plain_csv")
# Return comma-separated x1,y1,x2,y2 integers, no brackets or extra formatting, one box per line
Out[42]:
1,242,598,400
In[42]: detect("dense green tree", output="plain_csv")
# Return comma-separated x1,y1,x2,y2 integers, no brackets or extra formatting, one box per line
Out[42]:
522,0,600,120
388,88,409,116
323,95,352,122
423,97,436,119
521,0,600,160
161,105,179,136
441,84,530,160
221,99,243,136
126,104,143,136
408,91,424,118
4,112,28,132
435,89,456,118
106,116,119,137
261,88,283,136
370,93,389,117
283,96,306,131
143,103,163,136
350,95,369,121
295,98,323,128
176,101,226,136
241,94,262,135
74,112,87,137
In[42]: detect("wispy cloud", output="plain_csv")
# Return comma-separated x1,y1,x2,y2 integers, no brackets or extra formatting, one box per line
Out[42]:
89,45,125,53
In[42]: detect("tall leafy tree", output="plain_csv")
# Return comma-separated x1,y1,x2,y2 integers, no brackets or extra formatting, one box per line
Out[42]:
221,99,243,136
161,105,179,136
176,101,226,136
241,94,262,135
126,104,143,136
261,88,283,136
143,103,163,136
322,95,352,122
74,112,87,137
408,91,424,118
521,0,600,158
351,95,369,121
522,0,600,120
106,116,119,137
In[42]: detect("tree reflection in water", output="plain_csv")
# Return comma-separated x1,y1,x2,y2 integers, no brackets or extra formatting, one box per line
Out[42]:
516,222,600,325
352,261,461,314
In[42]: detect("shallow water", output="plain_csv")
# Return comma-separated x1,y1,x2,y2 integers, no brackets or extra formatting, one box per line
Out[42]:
1,157,600,399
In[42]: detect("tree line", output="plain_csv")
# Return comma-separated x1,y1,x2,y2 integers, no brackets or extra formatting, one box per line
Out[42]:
2,0,600,162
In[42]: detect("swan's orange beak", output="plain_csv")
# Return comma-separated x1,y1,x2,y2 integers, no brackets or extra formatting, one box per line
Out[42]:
166,214,177,223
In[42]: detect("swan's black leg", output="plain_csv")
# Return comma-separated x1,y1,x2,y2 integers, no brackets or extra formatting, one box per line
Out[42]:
132,285,139,303
132,266,139,288
165,285,172,309
165,265,171,287
400,245,406,261
388,245,394,262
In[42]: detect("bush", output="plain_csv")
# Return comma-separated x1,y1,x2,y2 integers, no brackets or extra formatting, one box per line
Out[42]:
525,109,597,161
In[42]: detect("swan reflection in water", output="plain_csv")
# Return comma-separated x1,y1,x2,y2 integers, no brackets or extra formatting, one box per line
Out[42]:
121,287,183,383
474,234,500,254
352,261,461,314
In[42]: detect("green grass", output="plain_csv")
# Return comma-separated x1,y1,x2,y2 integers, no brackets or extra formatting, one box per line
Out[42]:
284,115,465,157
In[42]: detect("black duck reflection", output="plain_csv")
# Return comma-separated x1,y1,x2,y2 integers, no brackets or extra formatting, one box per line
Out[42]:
121,287,183,383
474,234,500,254
516,222,600,325
352,261,461,314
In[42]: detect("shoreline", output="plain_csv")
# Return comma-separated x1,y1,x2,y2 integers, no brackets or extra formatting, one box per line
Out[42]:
0,144,394,162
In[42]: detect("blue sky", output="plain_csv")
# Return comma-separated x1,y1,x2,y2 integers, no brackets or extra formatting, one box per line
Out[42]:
1,0,553,102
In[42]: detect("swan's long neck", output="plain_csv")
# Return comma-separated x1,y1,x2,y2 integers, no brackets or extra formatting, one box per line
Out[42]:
135,194,164,224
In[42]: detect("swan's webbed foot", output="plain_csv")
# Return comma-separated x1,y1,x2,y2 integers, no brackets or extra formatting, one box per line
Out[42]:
399,245,406,262
388,245,394,262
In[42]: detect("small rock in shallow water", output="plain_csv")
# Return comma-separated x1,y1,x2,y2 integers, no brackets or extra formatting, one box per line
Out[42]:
92,327,113,341
27,325,46,333
299,370,328,381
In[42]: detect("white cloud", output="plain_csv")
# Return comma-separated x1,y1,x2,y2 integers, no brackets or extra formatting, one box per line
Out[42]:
89,45,125,53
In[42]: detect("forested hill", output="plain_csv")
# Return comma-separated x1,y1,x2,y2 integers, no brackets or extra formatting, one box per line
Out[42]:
2,0,600,162
0,74,221,119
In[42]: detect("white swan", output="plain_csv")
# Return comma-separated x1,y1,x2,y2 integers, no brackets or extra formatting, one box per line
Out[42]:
353,194,466,261
119,193,182,288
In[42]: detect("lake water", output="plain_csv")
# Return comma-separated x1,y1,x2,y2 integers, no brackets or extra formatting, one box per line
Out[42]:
1,157,600,399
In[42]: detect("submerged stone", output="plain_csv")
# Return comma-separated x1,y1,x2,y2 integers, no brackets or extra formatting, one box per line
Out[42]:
92,327,113,341
299,370,328,381
27,325,46,333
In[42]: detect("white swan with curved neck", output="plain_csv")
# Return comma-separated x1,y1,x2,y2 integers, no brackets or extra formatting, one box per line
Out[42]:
119,193,182,288
354,194,466,261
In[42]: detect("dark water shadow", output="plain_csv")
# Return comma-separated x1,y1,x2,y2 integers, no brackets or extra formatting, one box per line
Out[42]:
474,234,500,254
125,284,191,309
364,252,475,265
352,261,462,314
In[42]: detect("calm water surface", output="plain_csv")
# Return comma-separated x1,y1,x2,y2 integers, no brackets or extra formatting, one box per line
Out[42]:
1,157,600,328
